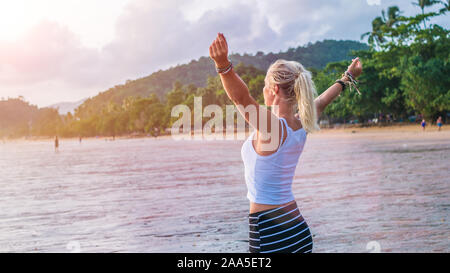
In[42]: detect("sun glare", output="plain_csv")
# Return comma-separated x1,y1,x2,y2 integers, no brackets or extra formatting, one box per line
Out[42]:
0,0,129,48
0,1,30,41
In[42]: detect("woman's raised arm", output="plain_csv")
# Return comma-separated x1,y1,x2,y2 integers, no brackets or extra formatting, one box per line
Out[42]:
209,33,279,139
314,58,363,117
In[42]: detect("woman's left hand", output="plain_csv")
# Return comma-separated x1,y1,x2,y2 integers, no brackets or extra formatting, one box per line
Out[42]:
347,57,363,78
209,33,230,69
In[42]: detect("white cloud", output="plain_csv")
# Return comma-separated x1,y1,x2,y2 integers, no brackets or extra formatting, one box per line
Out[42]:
0,0,130,49
367,0,381,5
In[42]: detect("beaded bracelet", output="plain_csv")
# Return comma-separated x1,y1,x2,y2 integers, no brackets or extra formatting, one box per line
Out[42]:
341,71,361,95
216,61,233,74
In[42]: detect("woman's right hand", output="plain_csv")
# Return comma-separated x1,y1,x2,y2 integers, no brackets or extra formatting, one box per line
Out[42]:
209,33,230,69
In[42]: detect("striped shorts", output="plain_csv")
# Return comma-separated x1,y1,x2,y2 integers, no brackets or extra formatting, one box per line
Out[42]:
248,201,313,253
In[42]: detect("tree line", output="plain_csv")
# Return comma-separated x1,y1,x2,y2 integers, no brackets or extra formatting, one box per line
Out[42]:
0,1,448,138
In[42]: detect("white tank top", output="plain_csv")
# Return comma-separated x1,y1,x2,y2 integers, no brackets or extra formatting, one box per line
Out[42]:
241,117,307,205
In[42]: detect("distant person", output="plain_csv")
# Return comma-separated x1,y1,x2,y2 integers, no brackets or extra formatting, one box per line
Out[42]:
209,33,362,253
79,136,82,143
436,116,443,131
54,136,59,152
421,119,426,131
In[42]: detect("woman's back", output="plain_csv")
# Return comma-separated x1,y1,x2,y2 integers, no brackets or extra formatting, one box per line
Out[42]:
241,117,307,205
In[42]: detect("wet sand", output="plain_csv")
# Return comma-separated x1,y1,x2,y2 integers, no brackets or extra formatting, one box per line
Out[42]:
0,126,448,252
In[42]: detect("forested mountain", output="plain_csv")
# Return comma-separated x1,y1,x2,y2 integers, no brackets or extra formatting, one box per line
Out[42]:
0,97,62,137
2,0,448,139
75,40,368,117
0,97,38,137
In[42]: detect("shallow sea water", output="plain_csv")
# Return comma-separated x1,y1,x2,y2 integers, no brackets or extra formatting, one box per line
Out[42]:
0,131,448,252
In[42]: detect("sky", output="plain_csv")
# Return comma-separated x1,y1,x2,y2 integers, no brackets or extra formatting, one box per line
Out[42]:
0,0,448,108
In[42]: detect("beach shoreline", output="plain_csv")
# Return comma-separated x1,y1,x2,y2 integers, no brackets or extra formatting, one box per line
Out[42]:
2,123,448,143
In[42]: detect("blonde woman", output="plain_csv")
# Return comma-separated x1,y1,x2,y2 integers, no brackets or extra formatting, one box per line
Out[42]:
209,33,362,253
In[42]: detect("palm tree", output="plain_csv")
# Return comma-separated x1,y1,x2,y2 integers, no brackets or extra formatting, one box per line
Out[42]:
361,6,401,47
384,6,402,42
412,0,441,28
361,16,386,48
383,6,402,28
439,0,449,13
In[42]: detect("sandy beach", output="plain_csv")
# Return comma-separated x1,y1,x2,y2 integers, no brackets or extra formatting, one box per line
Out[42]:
5,123,448,142
0,124,448,252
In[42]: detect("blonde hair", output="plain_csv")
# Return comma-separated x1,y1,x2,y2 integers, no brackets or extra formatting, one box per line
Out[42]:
266,59,320,134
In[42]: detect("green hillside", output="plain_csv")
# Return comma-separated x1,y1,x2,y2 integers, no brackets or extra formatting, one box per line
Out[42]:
75,40,368,118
